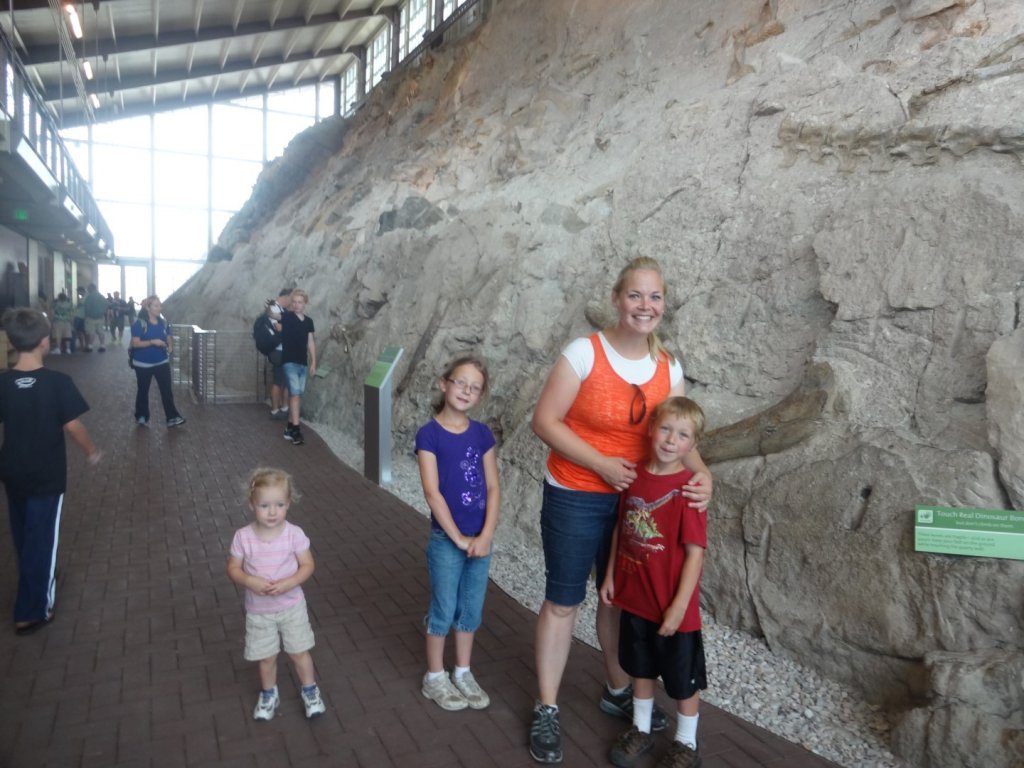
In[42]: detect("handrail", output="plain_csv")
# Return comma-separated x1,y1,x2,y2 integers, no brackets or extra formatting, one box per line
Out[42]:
0,21,113,255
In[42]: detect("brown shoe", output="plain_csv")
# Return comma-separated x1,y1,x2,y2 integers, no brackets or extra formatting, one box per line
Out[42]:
609,726,655,768
656,740,702,768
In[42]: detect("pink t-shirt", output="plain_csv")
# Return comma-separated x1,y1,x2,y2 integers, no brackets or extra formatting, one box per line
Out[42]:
230,521,310,614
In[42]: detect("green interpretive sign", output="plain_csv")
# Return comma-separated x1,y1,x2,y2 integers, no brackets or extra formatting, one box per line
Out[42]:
364,345,402,388
914,505,1024,561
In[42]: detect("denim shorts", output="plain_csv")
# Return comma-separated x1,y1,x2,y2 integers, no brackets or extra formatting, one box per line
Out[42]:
540,481,620,607
282,362,308,396
425,528,491,635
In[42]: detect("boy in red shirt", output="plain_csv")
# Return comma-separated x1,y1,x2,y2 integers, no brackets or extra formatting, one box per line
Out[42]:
600,397,708,768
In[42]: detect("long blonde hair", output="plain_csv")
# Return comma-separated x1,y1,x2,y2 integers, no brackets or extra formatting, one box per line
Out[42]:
611,257,676,363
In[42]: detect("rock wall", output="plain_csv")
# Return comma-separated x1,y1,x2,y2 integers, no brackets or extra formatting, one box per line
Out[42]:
165,1,1024,765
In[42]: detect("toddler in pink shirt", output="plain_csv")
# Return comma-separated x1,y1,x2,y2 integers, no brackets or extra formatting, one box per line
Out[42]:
228,467,326,720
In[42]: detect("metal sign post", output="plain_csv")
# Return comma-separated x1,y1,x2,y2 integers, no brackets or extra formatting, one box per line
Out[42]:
363,345,403,485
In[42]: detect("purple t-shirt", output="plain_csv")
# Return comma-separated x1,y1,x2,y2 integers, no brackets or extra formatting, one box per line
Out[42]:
415,418,496,535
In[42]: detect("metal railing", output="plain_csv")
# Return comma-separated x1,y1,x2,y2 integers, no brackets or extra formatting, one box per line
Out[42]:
171,324,268,405
0,23,114,253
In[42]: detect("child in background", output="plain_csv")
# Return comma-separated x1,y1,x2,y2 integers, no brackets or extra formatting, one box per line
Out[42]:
279,289,315,446
415,356,500,711
0,308,101,635
600,397,708,768
267,288,291,419
227,467,326,720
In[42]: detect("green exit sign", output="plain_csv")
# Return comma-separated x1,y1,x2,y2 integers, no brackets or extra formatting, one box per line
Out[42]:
13,208,28,221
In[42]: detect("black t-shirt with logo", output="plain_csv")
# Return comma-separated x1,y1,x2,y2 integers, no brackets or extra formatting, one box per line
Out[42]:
0,367,89,496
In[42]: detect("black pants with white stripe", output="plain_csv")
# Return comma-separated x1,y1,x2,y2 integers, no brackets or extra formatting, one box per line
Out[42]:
6,491,63,624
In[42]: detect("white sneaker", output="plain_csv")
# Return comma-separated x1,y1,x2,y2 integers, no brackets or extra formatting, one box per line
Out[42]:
421,672,468,711
301,684,326,718
452,671,490,709
253,686,279,721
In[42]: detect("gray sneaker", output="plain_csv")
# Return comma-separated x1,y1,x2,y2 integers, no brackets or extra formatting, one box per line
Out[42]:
421,672,468,711
301,684,326,718
529,702,562,763
600,684,667,731
253,686,279,721
451,671,490,709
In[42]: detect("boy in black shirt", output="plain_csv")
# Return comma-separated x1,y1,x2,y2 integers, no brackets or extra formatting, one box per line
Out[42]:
279,289,316,446
0,309,101,634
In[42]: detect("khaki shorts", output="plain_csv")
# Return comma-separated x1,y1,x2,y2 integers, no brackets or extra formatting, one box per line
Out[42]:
243,599,315,661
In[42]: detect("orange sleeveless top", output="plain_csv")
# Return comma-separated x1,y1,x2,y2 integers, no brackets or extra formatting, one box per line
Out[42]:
547,334,671,493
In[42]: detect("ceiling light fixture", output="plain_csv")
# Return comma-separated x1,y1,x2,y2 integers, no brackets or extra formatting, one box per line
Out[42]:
82,60,93,79
89,93,100,109
64,5,84,40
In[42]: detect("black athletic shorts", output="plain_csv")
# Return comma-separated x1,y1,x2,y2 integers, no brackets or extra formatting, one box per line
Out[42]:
618,610,707,700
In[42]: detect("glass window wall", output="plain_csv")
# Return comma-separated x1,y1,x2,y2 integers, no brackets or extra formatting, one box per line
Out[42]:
402,0,430,57
369,25,391,87
341,62,359,114
52,6,476,298
154,208,210,262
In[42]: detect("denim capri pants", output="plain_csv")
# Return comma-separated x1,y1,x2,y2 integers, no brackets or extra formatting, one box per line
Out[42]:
540,481,620,607
425,528,491,635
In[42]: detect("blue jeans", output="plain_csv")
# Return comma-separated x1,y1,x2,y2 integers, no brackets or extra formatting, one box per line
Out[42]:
283,363,307,396
425,528,491,635
540,481,620,607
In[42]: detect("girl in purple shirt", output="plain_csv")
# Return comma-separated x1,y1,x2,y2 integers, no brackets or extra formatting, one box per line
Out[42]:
415,356,500,711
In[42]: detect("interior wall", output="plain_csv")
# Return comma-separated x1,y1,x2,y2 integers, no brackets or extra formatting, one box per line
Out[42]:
0,224,28,315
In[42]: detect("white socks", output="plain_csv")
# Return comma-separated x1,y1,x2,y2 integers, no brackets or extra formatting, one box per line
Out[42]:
676,713,699,749
632,696,654,733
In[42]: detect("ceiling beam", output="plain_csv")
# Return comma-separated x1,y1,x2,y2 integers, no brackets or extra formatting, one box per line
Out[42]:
22,8,376,65
58,74,347,127
43,46,358,100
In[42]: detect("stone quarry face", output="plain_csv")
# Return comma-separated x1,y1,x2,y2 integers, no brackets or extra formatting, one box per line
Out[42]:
165,2,1024,766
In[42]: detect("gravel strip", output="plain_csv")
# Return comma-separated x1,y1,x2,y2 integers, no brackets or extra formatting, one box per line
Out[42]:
311,422,907,768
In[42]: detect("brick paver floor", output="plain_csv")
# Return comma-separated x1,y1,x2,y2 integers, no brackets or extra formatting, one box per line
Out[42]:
0,344,841,767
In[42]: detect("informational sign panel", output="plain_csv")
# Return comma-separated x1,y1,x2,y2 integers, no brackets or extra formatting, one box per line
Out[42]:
914,505,1024,561
363,346,403,485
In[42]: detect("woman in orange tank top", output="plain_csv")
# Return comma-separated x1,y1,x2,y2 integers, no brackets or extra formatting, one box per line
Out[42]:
527,257,713,764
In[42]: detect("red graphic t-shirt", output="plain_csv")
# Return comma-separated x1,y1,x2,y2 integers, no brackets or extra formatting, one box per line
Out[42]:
611,465,707,632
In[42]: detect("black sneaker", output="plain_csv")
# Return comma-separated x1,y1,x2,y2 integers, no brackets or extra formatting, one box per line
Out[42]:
529,702,562,763
600,685,667,732
291,428,304,446
609,726,655,768
283,426,295,441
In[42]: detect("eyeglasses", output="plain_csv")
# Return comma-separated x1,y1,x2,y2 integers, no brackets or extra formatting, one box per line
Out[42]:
628,384,647,425
447,377,483,395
